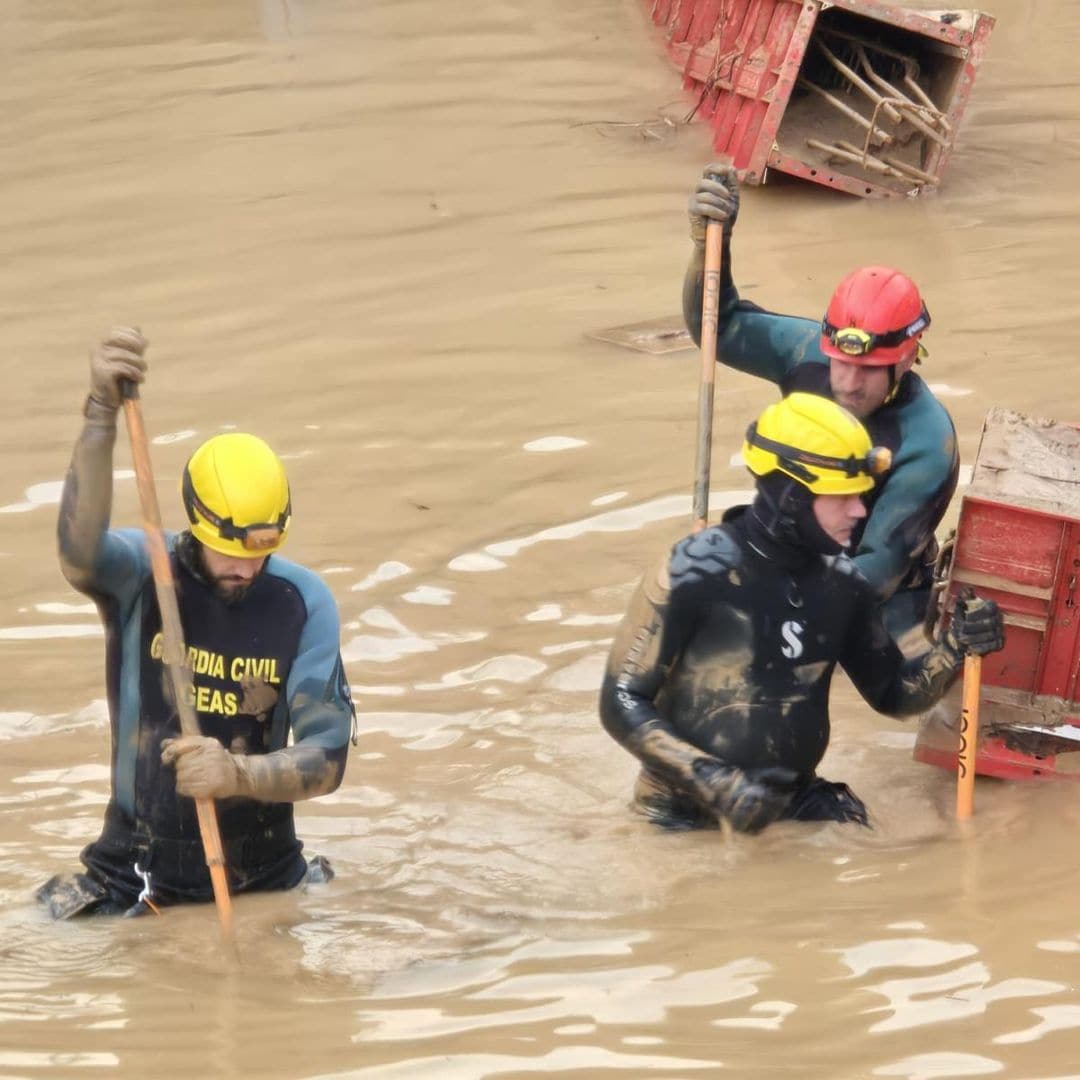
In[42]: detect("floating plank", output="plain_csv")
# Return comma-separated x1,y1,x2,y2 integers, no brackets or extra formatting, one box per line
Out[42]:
586,315,694,354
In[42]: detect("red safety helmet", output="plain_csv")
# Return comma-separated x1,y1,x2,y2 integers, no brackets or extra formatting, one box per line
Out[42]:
820,266,930,366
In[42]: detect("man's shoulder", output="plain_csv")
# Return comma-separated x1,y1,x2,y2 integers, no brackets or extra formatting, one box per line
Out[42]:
898,373,956,430
669,524,744,588
889,374,959,467
262,556,339,611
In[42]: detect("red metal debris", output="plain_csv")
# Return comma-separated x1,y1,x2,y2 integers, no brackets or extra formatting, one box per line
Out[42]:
914,409,1080,781
645,0,995,198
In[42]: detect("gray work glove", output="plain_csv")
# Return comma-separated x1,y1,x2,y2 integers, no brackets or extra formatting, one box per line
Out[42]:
947,592,1005,657
161,734,317,802
161,735,247,799
688,163,740,248
88,326,148,410
693,758,799,834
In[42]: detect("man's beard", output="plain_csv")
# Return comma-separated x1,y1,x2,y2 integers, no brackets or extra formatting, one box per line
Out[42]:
210,574,255,604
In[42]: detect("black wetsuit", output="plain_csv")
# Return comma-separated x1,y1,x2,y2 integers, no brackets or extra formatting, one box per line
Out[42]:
40,530,354,915
599,507,963,831
683,269,959,624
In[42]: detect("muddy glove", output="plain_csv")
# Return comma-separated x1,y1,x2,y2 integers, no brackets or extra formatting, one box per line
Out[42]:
688,163,740,248
88,326,148,410
692,759,799,834
161,734,332,802
947,592,1005,657
161,735,247,799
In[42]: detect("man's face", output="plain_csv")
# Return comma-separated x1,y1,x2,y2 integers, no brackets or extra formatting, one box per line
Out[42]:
199,545,267,602
828,357,894,418
812,493,867,548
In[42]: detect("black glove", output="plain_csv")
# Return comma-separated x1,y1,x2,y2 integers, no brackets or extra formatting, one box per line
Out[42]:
688,163,740,248
693,759,798,834
948,592,1005,657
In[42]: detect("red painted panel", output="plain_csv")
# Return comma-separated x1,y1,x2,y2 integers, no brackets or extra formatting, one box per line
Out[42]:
946,497,1080,705
954,499,1065,592
978,625,1041,694
642,0,996,198
1041,522,1080,699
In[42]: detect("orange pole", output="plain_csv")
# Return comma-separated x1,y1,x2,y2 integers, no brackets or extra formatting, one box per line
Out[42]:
956,653,982,819
692,220,724,533
121,388,235,941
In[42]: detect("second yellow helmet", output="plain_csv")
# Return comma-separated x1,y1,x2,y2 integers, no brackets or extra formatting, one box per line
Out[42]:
742,393,891,496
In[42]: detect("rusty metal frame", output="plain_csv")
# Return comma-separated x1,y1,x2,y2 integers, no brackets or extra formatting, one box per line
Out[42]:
645,0,995,198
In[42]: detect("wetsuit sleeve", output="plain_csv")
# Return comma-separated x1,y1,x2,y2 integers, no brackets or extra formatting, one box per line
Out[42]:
682,238,822,385
839,573,963,716
852,399,959,599
236,574,354,802
599,546,723,797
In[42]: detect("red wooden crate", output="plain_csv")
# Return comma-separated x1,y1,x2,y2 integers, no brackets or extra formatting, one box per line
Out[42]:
645,0,995,198
914,410,1080,780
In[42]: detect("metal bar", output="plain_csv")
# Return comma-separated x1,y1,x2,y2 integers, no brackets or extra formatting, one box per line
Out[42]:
882,154,939,184
808,138,908,180
796,77,893,145
813,39,904,125
903,71,952,133
853,42,950,134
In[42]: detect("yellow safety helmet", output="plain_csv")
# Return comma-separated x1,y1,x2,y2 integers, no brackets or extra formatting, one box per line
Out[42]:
182,433,291,558
742,392,891,495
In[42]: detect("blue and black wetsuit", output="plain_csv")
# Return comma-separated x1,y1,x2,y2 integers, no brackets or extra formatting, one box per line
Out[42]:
69,530,354,909
599,508,964,831
684,271,959,621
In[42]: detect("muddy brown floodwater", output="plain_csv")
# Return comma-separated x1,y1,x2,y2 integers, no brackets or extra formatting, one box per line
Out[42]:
2,1,1080,1077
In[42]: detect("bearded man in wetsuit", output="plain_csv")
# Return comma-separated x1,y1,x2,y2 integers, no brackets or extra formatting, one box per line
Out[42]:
599,393,1002,833
683,165,958,640
37,327,355,917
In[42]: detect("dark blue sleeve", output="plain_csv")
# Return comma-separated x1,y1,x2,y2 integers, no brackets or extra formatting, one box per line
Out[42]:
272,562,355,753
91,528,151,606
853,384,959,598
682,266,824,387
715,303,826,386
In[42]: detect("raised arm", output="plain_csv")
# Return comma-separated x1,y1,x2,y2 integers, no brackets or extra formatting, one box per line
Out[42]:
681,164,819,385
58,328,148,591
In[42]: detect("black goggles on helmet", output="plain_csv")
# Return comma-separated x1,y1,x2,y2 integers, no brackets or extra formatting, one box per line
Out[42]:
822,304,931,358
182,470,291,552
746,424,892,485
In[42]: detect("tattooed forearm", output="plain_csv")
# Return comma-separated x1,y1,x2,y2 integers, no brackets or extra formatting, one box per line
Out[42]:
57,414,117,587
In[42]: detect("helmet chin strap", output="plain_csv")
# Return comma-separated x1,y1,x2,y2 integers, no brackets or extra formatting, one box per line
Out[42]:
880,348,918,406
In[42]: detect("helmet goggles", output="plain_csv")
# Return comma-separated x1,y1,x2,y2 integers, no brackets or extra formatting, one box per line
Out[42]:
822,304,931,359
745,423,892,487
182,470,291,553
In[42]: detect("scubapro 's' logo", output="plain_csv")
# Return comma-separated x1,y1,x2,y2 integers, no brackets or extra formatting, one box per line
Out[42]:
780,620,804,659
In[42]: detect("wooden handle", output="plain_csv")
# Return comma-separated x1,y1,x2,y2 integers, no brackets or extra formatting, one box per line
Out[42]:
692,221,724,532
121,396,235,941
956,653,982,820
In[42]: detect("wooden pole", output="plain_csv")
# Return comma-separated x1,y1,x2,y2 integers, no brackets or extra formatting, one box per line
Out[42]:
692,220,723,532
121,385,235,941
956,653,982,820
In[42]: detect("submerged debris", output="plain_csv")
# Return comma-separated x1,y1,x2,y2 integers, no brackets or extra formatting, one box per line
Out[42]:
644,0,996,198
